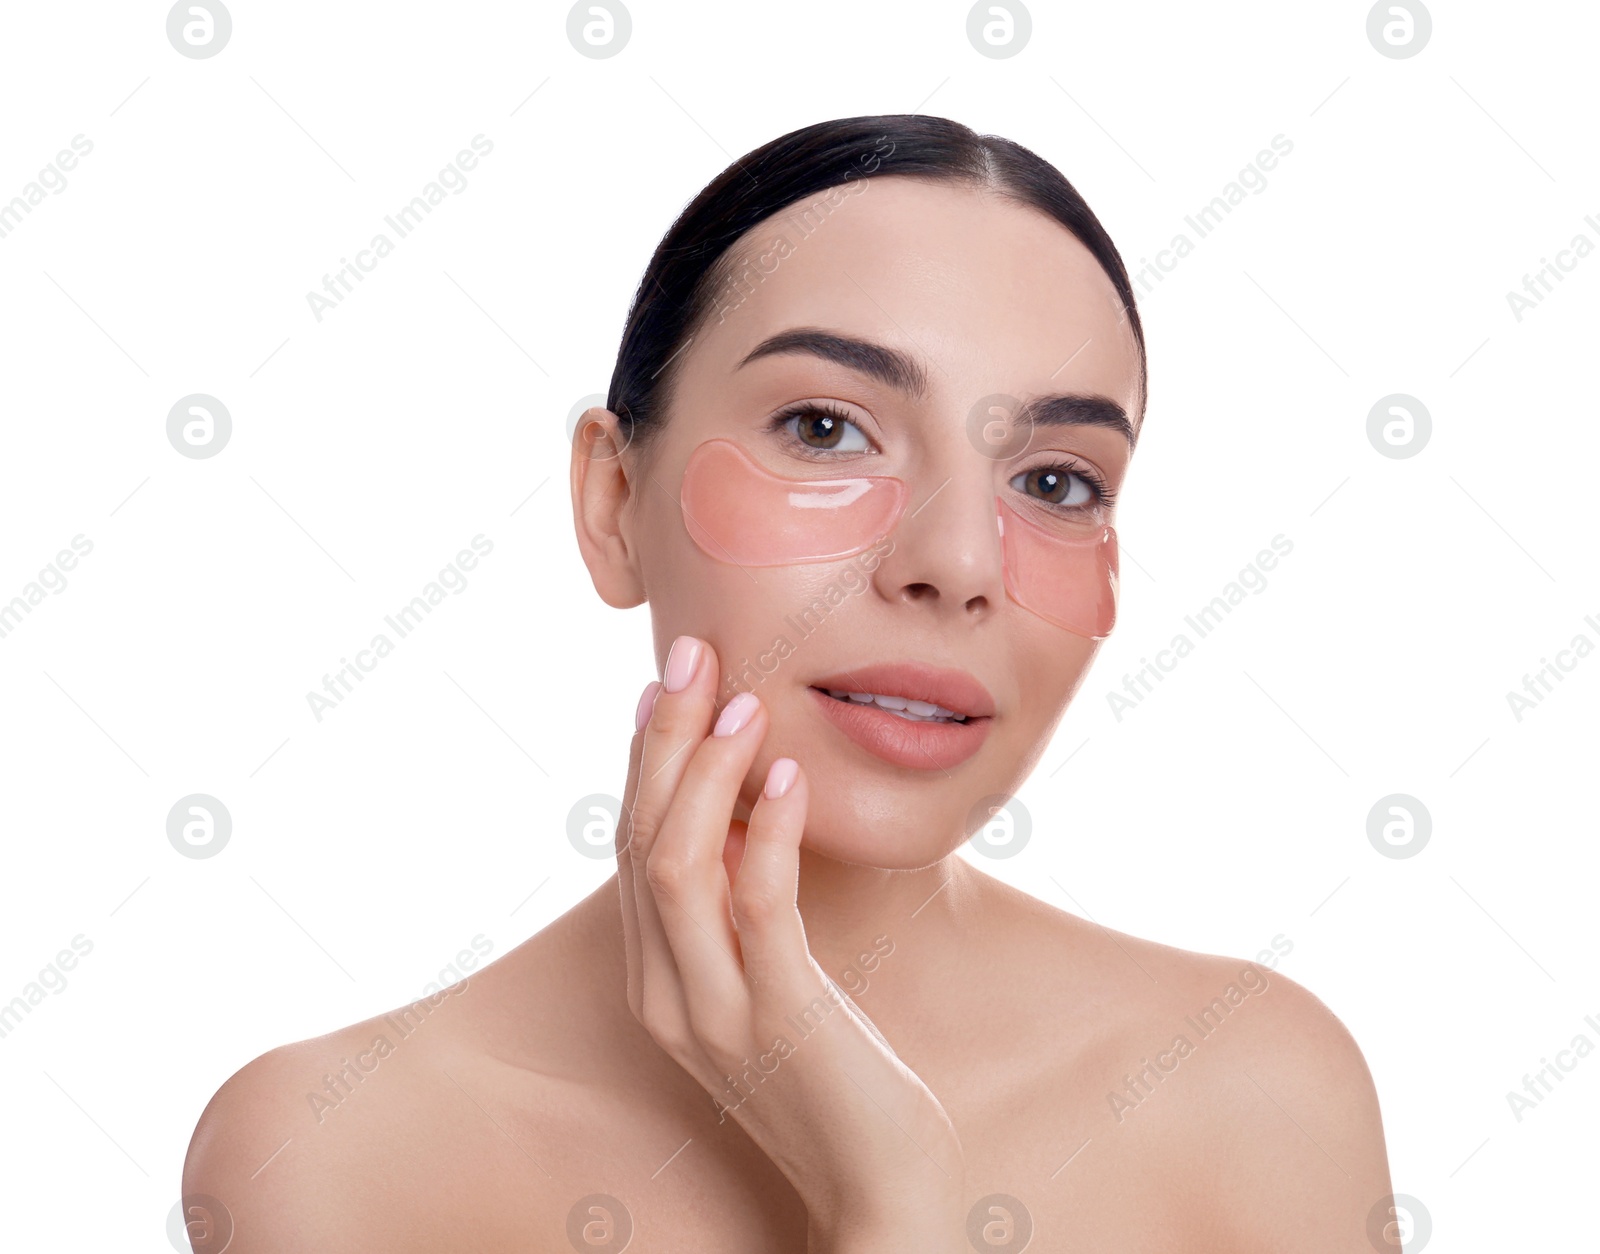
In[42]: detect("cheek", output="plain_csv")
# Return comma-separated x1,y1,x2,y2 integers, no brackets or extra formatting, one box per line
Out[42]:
642,513,839,696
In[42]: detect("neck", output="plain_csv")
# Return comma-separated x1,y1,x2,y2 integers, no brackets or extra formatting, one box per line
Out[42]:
793,844,975,985
573,847,985,1041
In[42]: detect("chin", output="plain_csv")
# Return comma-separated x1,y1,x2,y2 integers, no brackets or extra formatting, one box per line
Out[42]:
792,775,977,871
800,825,963,872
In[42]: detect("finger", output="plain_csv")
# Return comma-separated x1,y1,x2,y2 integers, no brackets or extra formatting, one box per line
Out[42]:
721,819,749,969
728,756,812,994
628,636,720,1045
615,679,659,1020
722,818,749,892
629,637,718,862
647,691,769,1017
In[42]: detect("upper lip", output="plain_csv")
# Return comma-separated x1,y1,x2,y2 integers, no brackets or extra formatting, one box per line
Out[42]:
809,661,996,720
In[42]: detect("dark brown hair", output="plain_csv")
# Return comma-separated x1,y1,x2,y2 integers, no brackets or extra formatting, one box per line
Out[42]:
606,113,1147,457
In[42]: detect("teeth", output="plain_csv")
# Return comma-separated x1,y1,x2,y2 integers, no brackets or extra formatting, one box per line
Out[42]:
824,689,967,723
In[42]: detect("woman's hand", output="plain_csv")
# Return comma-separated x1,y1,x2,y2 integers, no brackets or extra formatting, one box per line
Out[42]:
615,634,966,1252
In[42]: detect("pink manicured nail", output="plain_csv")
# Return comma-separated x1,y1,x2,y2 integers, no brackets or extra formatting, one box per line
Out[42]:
764,757,798,799
713,691,759,737
634,680,661,732
663,635,702,693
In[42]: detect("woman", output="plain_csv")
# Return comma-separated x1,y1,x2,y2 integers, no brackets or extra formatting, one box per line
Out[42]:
184,114,1394,1253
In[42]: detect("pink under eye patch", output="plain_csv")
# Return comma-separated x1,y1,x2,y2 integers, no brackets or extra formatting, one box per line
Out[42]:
678,438,908,565
679,437,1118,639
994,499,1118,639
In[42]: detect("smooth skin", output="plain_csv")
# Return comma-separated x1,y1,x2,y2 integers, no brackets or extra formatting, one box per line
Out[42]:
184,177,1394,1252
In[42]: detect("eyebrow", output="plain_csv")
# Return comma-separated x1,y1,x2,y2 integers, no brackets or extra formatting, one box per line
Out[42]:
736,327,1138,447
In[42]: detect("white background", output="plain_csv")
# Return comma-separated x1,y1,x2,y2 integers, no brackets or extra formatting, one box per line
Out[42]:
0,1,1594,1249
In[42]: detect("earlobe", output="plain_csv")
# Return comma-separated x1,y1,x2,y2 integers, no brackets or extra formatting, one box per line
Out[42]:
570,408,647,609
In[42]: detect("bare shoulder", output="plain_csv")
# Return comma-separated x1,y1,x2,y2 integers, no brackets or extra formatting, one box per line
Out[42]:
182,1020,375,1249
1146,942,1395,1252
973,876,1393,1251
183,999,454,1250
182,961,574,1253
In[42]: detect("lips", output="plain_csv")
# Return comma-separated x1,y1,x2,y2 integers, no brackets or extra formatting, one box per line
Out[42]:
807,662,996,720
807,661,995,770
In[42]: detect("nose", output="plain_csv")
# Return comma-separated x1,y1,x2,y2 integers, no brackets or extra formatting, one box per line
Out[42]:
872,451,1006,620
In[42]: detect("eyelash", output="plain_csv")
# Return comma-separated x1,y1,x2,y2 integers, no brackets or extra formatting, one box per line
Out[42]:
766,401,1118,513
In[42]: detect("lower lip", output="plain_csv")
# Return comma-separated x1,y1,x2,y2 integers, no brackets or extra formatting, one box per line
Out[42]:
807,687,992,770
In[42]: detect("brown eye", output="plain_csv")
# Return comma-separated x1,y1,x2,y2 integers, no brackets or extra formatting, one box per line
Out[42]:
779,405,871,453
798,411,845,448
1014,465,1094,507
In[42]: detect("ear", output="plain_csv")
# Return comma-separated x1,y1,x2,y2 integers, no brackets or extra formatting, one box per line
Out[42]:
570,407,648,609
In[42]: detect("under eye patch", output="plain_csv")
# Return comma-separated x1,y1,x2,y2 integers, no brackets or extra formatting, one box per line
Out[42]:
680,437,1117,639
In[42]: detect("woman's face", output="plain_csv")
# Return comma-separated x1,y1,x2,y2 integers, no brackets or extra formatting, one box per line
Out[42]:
577,174,1142,869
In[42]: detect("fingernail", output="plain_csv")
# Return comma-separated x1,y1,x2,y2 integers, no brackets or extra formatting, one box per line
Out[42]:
713,691,759,737
663,635,702,694
634,680,661,732
764,757,798,799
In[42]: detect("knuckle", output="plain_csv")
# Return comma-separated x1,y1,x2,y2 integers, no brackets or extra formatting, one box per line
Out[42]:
684,1002,736,1053
731,883,783,929
649,694,707,741
639,1004,692,1058
623,804,664,863
644,852,688,896
622,794,658,840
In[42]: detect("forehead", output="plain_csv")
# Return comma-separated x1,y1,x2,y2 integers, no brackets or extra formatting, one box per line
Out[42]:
685,175,1141,420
